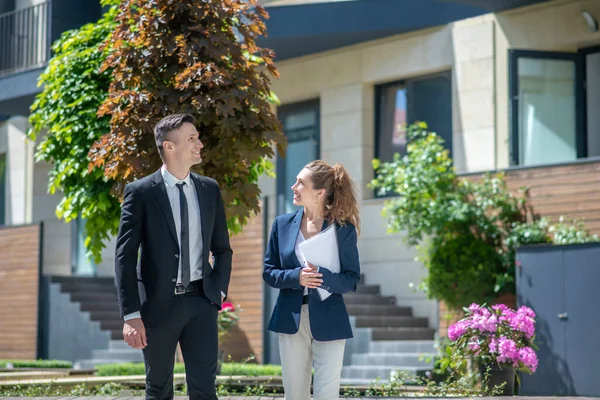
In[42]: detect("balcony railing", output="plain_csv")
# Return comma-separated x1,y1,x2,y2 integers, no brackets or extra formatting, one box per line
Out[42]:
0,0,52,77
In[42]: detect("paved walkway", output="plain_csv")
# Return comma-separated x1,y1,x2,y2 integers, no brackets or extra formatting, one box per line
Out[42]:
2,397,600,399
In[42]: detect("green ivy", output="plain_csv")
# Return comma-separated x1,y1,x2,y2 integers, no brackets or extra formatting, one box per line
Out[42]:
28,0,120,263
370,122,598,311
28,0,286,263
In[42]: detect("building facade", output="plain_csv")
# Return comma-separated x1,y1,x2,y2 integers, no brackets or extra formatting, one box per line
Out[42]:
0,0,599,370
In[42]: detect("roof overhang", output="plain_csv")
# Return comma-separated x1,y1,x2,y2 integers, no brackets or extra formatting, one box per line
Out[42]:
258,0,552,60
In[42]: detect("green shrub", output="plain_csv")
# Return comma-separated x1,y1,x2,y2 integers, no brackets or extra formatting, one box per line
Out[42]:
0,360,72,369
95,362,184,376
96,362,281,377
221,363,282,377
371,122,598,312
0,382,122,397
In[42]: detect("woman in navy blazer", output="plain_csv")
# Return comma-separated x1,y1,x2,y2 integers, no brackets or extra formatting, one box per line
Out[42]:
263,160,361,400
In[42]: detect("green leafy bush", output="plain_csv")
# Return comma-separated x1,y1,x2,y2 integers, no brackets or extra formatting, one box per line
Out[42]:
0,382,122,397
95,362,281,377
371,122,598,311
0,360,72,369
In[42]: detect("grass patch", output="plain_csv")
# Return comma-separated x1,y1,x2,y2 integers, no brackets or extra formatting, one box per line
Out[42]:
0,360,72,369
95,362,183,377
95,362,282,377
0,382,125,397
222,363,282,377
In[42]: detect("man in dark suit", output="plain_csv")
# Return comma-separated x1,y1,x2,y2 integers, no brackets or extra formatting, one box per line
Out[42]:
115,114,233,400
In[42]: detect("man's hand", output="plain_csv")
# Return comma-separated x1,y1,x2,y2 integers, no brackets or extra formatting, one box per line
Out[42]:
123,318,147,349
300,264,323,288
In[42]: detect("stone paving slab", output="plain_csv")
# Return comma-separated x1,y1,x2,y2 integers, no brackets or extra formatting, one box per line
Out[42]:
2,397,600,399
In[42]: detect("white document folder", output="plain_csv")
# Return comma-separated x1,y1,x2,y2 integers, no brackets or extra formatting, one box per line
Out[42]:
298,224,339,301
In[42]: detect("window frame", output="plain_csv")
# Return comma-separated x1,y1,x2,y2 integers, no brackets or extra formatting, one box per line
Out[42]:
276,99,321,215
375,71,453,164
0,153,5,226
508,49,586,166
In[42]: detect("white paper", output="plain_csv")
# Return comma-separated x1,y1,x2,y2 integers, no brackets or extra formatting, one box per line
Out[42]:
298,224,339,300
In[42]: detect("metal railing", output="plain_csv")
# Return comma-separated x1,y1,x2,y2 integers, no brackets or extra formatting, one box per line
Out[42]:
0,0,52,77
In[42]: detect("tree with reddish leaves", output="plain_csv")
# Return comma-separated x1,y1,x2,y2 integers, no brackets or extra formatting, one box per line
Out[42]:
31,0,285,262
92,0,285,232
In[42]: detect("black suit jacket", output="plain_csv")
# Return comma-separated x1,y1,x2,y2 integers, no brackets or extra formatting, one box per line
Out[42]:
115,169,233,328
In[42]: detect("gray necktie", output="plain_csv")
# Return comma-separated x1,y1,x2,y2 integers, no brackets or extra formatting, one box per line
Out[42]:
176,182,191,288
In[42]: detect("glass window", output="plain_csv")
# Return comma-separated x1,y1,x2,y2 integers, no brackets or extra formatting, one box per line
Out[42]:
277,100,320,215
517,58,577,165
509,50,589,166
378,85,407,163
72,217,96,276
0,153,5,225
376,72,452,163
586,51,600,157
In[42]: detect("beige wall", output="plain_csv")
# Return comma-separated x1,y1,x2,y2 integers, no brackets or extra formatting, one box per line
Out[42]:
263,0,600,327
0,117,35,225
32,157,72,276
0,118,72,276
30,131,73,276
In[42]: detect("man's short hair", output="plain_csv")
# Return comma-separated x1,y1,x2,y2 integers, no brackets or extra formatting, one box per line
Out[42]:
154,114,196,158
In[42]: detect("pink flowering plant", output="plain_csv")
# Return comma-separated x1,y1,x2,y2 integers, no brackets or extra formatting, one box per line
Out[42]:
217,302,241,347
442,303,538,375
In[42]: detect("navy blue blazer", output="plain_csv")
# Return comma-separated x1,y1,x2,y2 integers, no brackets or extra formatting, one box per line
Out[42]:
263,209,360,341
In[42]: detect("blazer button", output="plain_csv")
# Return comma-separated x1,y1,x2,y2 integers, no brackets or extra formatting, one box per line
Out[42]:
172,278,176,283
174,254,179,258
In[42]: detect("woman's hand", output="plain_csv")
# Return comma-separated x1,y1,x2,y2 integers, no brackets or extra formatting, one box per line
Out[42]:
300,264,323,288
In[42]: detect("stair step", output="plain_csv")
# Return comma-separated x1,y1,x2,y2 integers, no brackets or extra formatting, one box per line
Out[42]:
89,310,122,322
351,353,435,368
369,340,436,353
343,293,395,305
110,330,123,340
341,378,391,385
341,365,425,380
71,292,117,303
346,304,411,316
51,276,115,286
79,302,120,312
371,328,436,341
354,284,380,294
76,359,133,369
92,349,144,362
354,315,428,328
58,281,117,294
99,320,125,331
109,340,131,350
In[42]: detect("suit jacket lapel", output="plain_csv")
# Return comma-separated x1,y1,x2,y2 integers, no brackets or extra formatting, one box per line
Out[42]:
289,209,303,268
192,175,210,274
150,170,179,246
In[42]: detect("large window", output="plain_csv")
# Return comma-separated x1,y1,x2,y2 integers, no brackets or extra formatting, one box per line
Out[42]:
0,153,5,225
71,217,96,276
276,100,320,215
375,72,452,164
509,47,600,166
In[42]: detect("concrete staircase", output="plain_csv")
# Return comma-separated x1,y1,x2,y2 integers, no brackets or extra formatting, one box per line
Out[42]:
50,276,143,368
340,275,436,384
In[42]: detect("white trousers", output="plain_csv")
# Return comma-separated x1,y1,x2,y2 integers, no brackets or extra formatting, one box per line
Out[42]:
278,304,346,400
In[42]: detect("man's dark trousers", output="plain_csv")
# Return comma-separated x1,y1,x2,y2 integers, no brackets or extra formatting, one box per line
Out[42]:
143,286,218,400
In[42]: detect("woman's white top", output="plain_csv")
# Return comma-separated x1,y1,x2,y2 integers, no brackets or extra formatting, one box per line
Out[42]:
295,231,309,295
